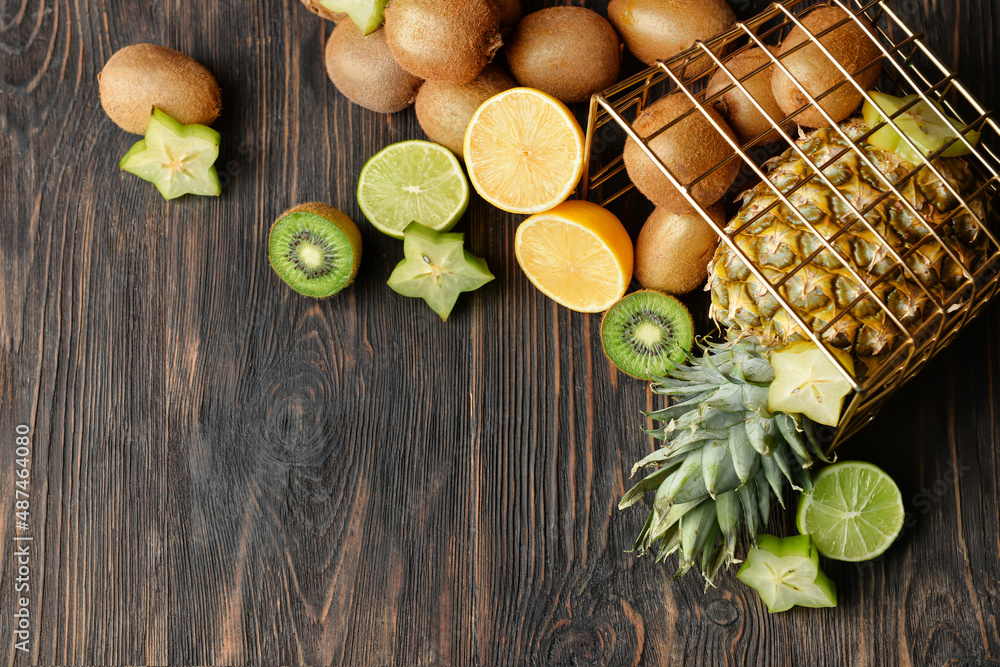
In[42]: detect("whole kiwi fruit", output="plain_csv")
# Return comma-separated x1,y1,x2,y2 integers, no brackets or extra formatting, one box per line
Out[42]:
414,65,515,157
492,0,522,28
771,6,882,128
706,46,789,144
634,204,724,294
300,0,346,21
325,23,423,114
98,44,222,134
506,7,620,104
623,93,741,212
607,0,735,77
384,0,503,84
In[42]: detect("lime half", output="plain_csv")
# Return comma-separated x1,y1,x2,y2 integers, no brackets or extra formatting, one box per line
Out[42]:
358,140,470,239
796,461,904,562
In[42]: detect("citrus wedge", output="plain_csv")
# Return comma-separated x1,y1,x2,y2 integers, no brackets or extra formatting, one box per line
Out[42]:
357,140,470,239
514,200,633,312
464,87,585,214
796,461,905,562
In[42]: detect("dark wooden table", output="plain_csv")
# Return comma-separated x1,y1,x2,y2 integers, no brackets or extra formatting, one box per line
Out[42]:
2,0,999,665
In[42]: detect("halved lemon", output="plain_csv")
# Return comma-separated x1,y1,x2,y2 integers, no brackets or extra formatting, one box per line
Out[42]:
464,87,585,214
514,200,633,312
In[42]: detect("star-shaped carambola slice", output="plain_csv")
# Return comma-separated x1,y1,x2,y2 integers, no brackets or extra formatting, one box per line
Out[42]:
317,0,387,34
119,107,221,200
737,534,837,613
387,222,494,321
767,341,855,427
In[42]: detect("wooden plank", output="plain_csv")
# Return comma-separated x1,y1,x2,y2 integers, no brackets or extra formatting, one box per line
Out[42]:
0,0,998,664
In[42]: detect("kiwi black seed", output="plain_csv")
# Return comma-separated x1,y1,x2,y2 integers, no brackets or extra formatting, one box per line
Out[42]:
771,6,882,128
325,22,423,114
268,203,363,298
384,0,503,84
600,290,694,380
98,43,222,134
505,7,620,104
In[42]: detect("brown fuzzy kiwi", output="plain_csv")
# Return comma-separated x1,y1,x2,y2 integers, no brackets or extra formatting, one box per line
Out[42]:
706,46,790,144
771,6,882,128
384,0,503,84
492,0,522,28
634,204,725,294
325,22,423,114
505,7,621,104
623,93,741,212
98,44,222,134
607,0,735,77
414,65,515,158
300,0,347,21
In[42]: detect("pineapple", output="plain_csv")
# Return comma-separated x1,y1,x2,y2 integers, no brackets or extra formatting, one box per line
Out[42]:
623,114,991,584
708,119,989,374
620,339,830,584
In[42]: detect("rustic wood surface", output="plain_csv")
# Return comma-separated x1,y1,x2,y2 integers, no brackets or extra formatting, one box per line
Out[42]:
2,0,999,665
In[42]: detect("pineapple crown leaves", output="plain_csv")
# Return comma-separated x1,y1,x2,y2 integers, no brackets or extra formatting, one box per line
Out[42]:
620,337,833,587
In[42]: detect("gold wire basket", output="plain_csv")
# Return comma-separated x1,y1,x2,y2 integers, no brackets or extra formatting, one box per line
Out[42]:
582,0,1000,451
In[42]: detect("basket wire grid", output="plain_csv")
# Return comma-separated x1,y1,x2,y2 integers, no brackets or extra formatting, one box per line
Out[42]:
582,0,1000,451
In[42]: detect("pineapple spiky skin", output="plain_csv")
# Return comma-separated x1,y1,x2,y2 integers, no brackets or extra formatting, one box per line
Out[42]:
621,339,828,585
708,119,989,375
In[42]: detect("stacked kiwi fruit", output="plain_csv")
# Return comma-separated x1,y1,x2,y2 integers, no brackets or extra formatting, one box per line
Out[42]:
625,4,881,299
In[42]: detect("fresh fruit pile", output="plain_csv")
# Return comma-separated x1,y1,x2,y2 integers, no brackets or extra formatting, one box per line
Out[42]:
93,0,993,612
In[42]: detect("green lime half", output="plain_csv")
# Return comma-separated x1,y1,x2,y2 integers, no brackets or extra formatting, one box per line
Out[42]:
357,140,470,239
796,461,904,562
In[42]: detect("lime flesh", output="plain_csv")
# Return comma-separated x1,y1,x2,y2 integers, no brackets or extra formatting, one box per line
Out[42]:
796,461,904,562
358,140,470,239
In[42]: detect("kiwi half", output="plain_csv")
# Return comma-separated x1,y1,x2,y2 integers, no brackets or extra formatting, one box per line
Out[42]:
384,0,503,84
771,6,882,128
505,7,620,104
98,44,222,134
268,203,362,298
600,290,694,380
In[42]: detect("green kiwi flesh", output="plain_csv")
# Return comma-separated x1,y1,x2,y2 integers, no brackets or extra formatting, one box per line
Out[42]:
414,65,515,157
384,0,503,84
505,7,620,104
268,203,363,298
600,290,694,380
325,22,423,113
99,43,222,135
623,93,740,212
607,0,734,76
771,6,882,128
706,47,789,144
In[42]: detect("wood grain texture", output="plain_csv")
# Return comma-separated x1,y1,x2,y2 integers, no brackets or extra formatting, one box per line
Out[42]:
1,0,999,665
